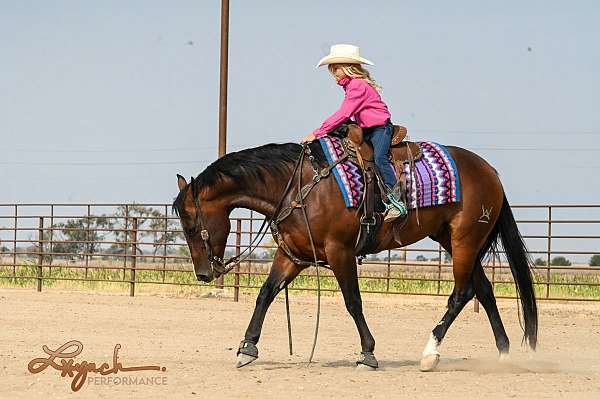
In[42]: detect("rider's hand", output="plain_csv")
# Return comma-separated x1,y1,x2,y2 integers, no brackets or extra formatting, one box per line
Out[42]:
300,133,317,143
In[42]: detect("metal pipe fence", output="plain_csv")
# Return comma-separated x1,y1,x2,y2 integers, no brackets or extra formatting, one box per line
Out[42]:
0,203,599,302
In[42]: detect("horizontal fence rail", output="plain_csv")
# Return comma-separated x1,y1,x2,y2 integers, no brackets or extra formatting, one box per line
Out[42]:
0,203,599,302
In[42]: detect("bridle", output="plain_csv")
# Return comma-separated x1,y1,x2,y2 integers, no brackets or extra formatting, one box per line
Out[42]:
190,191,270,277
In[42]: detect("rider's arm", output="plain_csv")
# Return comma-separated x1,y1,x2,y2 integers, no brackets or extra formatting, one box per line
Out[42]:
312,80,367,138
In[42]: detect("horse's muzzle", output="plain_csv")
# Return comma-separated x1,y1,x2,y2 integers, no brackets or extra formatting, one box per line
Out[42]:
196,273,214,283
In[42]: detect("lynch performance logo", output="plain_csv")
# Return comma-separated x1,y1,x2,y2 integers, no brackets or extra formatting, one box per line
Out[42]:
27,340,166,392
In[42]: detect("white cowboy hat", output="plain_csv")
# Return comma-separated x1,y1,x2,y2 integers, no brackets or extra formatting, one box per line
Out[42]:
315,44,374,68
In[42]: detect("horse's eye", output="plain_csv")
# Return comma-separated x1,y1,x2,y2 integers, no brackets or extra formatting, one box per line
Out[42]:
185,226,197,236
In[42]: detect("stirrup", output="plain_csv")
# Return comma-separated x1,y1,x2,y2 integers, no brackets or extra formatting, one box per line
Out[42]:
386,196,407,217
384,206,403,222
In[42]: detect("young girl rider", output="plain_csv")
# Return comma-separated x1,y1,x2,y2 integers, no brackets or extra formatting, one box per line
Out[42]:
301,44,406,220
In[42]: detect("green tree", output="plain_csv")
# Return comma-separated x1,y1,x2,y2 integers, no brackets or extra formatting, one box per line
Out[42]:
534,257,547,266
110,205,169,258
444,251,452,263
550,256,571,266
178,245,190,258
52,217,112,260
589,255,600,267
416,255,428,262
147,208,181,261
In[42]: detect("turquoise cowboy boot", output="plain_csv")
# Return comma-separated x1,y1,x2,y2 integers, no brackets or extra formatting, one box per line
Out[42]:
384,185,407,221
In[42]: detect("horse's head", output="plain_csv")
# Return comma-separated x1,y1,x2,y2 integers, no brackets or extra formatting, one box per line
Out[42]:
173,174,231,283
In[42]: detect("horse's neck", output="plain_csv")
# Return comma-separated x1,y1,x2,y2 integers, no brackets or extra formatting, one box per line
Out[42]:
219,177,285,218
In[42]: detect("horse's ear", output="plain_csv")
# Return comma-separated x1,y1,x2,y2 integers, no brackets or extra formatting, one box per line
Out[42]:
177,174,187,191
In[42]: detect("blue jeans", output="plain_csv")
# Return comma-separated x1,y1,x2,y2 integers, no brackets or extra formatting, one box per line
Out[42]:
363,120,397,189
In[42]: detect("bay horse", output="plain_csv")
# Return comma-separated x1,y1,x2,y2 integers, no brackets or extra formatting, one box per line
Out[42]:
172,141,537,371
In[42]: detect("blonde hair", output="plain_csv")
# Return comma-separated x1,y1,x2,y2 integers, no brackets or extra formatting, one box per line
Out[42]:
328,63,383,93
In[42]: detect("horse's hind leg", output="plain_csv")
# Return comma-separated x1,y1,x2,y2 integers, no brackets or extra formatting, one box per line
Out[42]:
423,264,510,368
472,262,510,358
429,231,511,362
420,260,476,370
236,249,302,368
420,231,479,371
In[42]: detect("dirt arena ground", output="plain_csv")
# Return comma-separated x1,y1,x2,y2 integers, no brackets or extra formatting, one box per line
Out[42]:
2,287,600,399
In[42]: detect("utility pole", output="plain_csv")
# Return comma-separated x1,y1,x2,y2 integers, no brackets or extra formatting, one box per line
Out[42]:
216,0,229,288
218,0,229,158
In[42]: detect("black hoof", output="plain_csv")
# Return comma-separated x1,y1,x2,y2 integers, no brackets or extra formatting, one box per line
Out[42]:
236,340,258,368
356,351,379,369
237,340,258,357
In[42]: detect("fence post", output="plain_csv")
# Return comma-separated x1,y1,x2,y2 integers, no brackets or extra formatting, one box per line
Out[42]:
546,206,552,299
85,205,91,279
234,219,241,302
491,250,496,291
214,209,225,290
386,249,391,292
122,205,129,281
437,244,442,294
37,217,44,292
49,204,54,273
163,205,168,282
215,271,224,289
12,205,17,283
248,211,254,283
130,218,138,297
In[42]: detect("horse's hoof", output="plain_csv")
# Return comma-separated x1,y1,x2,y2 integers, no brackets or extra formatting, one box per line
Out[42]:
356,363,377,371
235,340,258,368
499,352,510,362
356,351,379,369
419,354,440,372
235,353,258,368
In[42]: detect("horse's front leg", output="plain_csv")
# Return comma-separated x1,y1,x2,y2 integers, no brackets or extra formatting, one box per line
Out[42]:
327,246,378,370
236,249,301,368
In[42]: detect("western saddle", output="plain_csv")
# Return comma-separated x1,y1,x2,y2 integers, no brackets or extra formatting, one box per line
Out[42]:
345,124,421,168
334,123,421,261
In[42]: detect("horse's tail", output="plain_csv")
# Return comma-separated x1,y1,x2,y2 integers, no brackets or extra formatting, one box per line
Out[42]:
478,193,538,350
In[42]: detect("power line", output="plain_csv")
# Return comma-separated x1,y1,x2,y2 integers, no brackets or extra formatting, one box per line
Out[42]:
1,148,600,167
0,144,250,154
0,160,210,166
0,146,214,153
1,131,598,156
468,146,600,151
2,128,599,154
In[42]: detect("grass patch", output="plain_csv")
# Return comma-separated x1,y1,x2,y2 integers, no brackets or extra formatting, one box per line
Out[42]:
1,260,599,300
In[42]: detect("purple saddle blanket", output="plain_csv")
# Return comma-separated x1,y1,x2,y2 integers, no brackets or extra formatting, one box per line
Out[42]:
318,136,461,209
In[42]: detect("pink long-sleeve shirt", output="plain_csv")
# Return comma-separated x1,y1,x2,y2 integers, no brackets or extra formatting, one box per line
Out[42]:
312,76,392,138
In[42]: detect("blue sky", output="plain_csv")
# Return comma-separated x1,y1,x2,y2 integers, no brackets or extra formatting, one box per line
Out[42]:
1,0,599,205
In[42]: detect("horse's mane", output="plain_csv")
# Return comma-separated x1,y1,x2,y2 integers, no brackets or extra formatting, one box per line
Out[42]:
173,142,327,215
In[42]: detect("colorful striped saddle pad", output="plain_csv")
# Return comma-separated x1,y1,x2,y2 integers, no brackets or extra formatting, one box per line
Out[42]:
318,136,461,209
